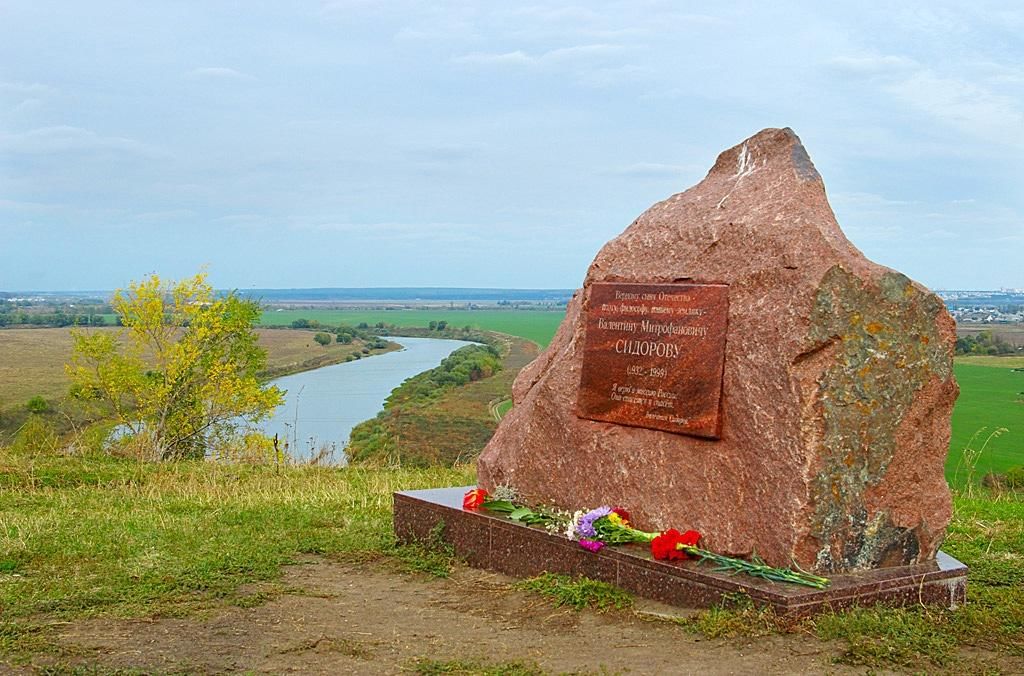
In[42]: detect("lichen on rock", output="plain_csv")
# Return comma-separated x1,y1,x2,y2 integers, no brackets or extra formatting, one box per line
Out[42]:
803,266,954,571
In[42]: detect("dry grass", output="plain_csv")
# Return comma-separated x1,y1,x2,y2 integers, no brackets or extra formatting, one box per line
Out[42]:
0,327,380,409
0,328,93,405
957,322,1024,347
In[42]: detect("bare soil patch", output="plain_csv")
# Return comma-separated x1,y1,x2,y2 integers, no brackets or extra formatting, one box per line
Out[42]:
35,558,874,675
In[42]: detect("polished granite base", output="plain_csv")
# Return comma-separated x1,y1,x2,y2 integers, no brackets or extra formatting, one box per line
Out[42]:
394,486,968,616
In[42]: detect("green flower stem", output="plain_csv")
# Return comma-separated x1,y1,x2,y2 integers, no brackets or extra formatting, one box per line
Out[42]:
679,545,831,589
480,499,830,590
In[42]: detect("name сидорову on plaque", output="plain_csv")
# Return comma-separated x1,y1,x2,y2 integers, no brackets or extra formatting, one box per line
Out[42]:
576,281,729,439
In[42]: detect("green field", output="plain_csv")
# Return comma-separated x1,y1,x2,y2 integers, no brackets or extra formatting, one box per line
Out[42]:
259,309,564,348
949,362,1023,481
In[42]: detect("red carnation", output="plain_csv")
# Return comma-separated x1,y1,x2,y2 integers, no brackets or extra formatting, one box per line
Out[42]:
462,488,488,510
612,507,631,523
651,528,702,561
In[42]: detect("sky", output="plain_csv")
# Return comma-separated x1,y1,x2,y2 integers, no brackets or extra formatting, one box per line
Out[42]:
1,1,1022,291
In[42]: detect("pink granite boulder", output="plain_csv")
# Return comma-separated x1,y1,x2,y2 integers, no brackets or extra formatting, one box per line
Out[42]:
477,127,958,573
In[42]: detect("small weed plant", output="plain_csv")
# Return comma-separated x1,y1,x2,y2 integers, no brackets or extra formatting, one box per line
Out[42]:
680,593,784,639
392,521,458,578
517,572,633,612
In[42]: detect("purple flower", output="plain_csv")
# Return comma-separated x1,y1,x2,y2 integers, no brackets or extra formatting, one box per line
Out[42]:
578,539,605,553
576,506,612,539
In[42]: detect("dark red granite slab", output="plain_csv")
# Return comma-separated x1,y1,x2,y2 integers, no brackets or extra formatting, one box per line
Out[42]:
394,486,968,616
576,282,729,439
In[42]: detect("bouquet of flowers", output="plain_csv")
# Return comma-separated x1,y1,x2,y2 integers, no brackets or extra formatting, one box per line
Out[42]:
463,488,829,589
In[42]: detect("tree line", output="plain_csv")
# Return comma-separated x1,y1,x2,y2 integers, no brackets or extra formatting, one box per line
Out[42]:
955,330,1019,356
0,307,109,327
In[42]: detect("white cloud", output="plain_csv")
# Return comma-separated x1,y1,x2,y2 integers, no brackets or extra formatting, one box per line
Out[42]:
454,43,625,68
921,228,958,239
452,42,640,88
827,55,917,75
213,213,266,224
0,198,62,212
0,125,159,156
320,0,383,15
0,81,58,96
297,221,487,244
831,192,916,208
886,70,1024,148
9,98,43,114
603,163,699,179
453,50,534,66
131,209,196,223
185,67,256,81
404,143,480,164
542,43,625,62
578,63,650,88
841,223,905,242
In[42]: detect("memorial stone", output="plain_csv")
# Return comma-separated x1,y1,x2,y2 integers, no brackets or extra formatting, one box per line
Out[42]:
477,127,959,573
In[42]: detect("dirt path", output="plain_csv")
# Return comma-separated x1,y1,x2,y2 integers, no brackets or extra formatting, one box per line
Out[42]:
35,557,881,675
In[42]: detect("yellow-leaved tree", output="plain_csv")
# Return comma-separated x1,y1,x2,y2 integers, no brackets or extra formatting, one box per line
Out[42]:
67,272,283,460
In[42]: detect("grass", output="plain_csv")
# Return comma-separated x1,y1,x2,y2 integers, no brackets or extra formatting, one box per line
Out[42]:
948,362,1024,482
259,309,565,348
0,328,93,405
0,449,472,657
494,399,513,420
2,310,1022,670
670,489,1024,670
392,521,458,578
956,355,1024,368
1,450,1022,671
678,593,783,639
516,573,633,612
814,605,960,668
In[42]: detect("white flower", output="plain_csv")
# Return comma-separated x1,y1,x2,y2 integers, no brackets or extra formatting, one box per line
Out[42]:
565,509,585,541
491,484,520,502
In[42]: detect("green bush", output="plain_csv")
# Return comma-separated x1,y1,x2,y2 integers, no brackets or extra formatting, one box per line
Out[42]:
10,415,59,455
384,345,502,408
25,396,50,414
1005,466,1024,489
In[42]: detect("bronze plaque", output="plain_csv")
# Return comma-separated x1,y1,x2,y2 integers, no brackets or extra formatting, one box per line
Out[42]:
576,282,729,439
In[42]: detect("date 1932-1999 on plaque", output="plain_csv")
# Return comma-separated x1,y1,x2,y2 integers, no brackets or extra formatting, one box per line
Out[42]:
576,281,729,439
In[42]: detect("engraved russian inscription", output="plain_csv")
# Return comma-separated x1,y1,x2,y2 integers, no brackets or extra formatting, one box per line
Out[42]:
576,282,729,438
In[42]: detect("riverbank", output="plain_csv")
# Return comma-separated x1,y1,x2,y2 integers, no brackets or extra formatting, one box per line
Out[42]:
346,332,539,467
263,336,477,462
255,330,400,381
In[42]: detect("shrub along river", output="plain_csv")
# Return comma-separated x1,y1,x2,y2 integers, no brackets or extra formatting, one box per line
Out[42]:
261,336,474,463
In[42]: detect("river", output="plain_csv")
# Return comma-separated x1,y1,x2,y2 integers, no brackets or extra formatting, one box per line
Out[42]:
260,336,475,463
